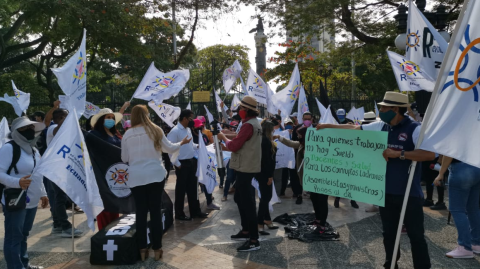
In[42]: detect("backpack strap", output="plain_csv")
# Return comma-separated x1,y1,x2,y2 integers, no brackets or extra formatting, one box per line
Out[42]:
6,140,21,175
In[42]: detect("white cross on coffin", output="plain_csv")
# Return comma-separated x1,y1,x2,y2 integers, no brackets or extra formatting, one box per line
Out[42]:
103,240,118,261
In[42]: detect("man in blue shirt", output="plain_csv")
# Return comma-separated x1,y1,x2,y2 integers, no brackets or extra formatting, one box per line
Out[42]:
317,92,435,269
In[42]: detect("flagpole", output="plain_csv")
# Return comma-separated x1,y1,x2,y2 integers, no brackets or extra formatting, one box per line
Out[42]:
72,202,75,257
389,1,471,268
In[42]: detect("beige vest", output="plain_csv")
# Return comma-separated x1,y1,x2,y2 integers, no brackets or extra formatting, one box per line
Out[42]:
229,118,262,173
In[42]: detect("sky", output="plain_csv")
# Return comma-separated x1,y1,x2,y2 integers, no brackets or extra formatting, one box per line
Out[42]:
193,4,285,92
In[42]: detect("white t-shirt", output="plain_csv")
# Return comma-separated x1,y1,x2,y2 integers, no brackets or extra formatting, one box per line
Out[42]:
46,124,57,146
121,126,182,188
361,121,421,145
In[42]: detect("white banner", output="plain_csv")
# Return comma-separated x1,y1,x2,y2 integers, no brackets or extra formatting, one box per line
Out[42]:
32,110,103,231
274,129,295,169
252,178,280,212
346,106,363,125
196,131,218,193
132,62,189,104
11,80,30,113
271,63,301,119
52,29,87,119
204,105,214,123
0,117,10,148
0,93,23,117
419,0,480,168
315,97,328,123
320,105,339,125
83,101,101,119
222,60,243,94
387,50,436,92
406,0,448,80
148,101,181,128
297,86,309,124
245,69,268,105
266,84,278,116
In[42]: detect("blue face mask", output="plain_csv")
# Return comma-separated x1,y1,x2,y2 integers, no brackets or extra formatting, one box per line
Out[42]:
285,125,293,130
379,110,397,124
104,119,116,129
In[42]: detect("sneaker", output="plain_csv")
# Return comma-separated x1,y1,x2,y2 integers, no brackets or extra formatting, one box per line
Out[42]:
430,202,447,210
350,200,359,209
401,225,407,235
207,203,220,210
423,199,434,207
295,196,303,205
219,185,224,189
472,245,480,254
365,205,379,212
446,245,474,259
334,197,340,208
237,240,260,252
27,266,44,269
61,228,83,238
51,226,62,234
221,196,227,201
231,231,249,241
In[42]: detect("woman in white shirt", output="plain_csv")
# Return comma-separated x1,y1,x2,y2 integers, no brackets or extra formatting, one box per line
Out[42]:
121,105,190,261
0,117,48,269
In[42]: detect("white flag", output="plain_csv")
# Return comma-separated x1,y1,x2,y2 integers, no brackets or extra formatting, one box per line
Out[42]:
245,69,268,105
315,97,328,123
271,63,301,119
148,101,181,128
321,105,339,125
346,106,363,125
419,0,480,168
0,117,10,148
83,101,101,119
132,62,189,104
374,101,380,117
239,76,249,96
186,101,191,110
196,131,218,193
251,179,280,212
0,93,23,117
406,0,448,80
214,91,228,112
357,107,365,119
297,86,309,124
52,29,87,119
222,60,243,94
230,94,241,112
204,105,214,123
32,110,103,231
387,50,436,92
11,81,30,113
266,84,278,116
274,129,295,169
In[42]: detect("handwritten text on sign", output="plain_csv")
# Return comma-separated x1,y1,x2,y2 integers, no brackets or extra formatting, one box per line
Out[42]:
303,128,388,206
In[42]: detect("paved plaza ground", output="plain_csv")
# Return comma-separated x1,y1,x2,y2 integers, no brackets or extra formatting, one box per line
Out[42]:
1,172,479,269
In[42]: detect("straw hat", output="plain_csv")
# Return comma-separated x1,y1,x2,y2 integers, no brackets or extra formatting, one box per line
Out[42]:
239,96,258,112
362,112,378,123
378,92,409,107
11,116,45,132
90,108,123,128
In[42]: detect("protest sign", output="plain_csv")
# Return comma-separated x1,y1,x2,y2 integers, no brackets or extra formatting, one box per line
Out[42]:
274,129,295,169
303,128,387,206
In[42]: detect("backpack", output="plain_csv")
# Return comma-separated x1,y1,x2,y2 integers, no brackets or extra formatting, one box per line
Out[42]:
0,141,22,195
36,127,49,155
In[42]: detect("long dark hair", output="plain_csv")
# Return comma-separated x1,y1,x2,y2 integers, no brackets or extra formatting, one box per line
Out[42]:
261,119,276,156
93,115,122,139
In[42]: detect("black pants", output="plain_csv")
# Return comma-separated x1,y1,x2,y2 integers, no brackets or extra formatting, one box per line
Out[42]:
52,181,72,230
257,175,272,225
174,158,201,217
379,195,431,269
131,180,165,250
310,193,329,225
280,168,303,196
422,162,445,203
234,171,259,240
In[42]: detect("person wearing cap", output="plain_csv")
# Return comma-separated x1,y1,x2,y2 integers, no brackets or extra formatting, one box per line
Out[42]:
190,119,220,210
217,96,262,252
168,110,209,221
317,92,434,269
0,117,48,269
90,108,125,229
197,116,214,144
336,109,346,123
289,112,299,125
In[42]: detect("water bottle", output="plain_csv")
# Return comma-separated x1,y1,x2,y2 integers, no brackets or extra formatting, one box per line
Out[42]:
430,163,441,171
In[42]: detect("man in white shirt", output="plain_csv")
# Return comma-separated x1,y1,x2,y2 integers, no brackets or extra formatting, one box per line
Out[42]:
167,109,208,221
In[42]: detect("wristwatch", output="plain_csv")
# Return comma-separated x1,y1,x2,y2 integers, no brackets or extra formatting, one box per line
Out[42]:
400,150,405,160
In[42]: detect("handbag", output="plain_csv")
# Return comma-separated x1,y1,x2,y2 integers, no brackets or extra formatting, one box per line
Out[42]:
4,188,27,212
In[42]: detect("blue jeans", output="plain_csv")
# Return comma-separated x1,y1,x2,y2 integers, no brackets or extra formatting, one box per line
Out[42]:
223,162,236,197
3,206,38,269
448,161,480,251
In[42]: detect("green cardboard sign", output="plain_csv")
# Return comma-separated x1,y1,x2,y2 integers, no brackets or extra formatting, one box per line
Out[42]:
303,128,388,206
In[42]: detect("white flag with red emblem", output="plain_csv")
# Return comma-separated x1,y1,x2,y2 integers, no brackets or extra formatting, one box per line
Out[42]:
222,60,243,94
271,63,301,119
387,50,436,92
148,101,181,128
196,130,218,193
245,69,268,105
